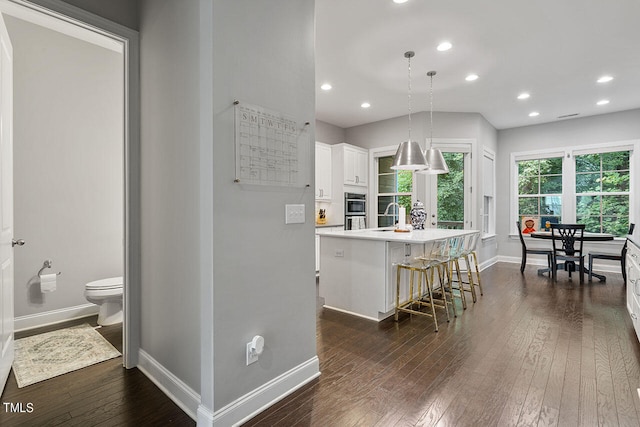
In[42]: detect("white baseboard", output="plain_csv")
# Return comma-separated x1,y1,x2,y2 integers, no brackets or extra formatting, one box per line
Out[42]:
137,349,200,421
136,352,320,427
14,303,99,332
212,356,320,427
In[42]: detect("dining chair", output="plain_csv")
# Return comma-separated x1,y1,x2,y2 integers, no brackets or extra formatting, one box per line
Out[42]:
516,221,553,275
588,223,635,282
550,223,586,283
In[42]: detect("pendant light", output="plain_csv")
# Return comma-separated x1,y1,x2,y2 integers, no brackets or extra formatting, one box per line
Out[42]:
420,71,449,174
391,51,428,170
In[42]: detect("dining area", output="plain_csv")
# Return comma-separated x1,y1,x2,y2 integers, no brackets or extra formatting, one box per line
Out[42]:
517,220,635,283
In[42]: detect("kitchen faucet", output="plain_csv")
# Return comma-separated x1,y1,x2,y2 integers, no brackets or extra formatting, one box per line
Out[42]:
383,202,400,216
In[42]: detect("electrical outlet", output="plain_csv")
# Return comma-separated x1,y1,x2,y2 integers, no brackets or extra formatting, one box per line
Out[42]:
285,204,305,224
246,342,259,365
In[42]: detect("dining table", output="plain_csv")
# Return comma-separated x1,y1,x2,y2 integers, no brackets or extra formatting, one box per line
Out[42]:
529,230,614,281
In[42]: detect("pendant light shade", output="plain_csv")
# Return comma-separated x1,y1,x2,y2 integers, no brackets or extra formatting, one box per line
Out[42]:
419,70,449,175
391,140,428,170
423,147,449,174
391,51,428,171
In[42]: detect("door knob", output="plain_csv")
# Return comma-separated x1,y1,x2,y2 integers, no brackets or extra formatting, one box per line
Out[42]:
12,239,25,247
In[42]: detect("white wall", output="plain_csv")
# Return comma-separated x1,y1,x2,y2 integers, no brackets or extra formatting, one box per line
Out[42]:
139,0,201,390
211,0,317,413
496,109,640,260
6,15,124,319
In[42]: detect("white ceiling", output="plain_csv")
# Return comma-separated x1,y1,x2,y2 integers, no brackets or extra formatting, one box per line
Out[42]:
315,0,640,130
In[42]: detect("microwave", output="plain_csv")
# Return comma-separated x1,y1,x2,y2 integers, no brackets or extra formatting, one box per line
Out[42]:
344,192,366,215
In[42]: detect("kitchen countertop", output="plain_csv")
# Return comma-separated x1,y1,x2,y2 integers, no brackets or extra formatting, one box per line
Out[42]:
317,227,476,243
315,223,344,228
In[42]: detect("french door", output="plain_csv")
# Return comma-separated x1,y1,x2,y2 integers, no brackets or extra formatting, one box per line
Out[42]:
424,147,471,229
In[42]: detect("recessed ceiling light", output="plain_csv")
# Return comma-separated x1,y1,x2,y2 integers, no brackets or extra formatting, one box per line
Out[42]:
529,111,540,117
361,102,371,108
437,41,452,52
393,0,409,3
465,74,479,82
597,75,614,83
597,99,610,106
320,83,332,91
517,93,530,100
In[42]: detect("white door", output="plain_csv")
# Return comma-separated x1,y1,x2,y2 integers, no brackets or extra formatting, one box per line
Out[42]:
0,11,13,394
425,149,471,229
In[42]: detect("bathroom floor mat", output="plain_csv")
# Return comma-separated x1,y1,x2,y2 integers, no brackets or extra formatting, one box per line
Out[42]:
11,323,121,388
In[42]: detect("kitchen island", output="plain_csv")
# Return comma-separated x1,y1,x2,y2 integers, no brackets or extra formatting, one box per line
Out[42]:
317,228,477,321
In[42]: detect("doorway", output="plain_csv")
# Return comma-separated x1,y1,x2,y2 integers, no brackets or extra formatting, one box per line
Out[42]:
0,0,140,376
424,144,472,229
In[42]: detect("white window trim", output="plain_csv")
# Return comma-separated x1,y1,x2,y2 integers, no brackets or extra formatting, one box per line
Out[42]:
510,139,640,237
482,147,496,239
369,145,417,228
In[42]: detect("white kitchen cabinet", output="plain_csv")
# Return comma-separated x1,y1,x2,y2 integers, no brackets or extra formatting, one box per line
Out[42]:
315,142,332,200
343,145,368,186
627,239,640,342
315,234,320,272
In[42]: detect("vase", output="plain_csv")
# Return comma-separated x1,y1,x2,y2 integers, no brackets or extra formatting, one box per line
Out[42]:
410,200,426,230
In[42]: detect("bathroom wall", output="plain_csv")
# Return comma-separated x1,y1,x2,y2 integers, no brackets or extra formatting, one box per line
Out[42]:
6,16,124,323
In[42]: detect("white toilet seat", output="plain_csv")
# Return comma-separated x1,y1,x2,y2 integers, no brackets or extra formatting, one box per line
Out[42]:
86,276,123,290
85,276,123,326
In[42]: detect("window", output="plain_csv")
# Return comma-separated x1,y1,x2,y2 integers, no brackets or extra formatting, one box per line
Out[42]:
516,157,563,232
377,155,413,227
575,151,630,235
513,143,636,237
482,149,495,236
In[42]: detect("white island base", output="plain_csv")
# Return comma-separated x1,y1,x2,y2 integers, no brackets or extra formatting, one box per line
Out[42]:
318,228,475,321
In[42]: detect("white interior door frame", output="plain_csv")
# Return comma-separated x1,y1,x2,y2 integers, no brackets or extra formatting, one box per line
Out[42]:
0,0,140,369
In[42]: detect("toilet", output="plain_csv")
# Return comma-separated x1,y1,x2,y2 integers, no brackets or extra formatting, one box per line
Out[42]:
84,276,123,326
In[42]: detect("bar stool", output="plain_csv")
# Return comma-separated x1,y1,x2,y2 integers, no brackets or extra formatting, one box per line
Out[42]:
418,239,457,319
460,232,483,299
447,235,471,309
394,240,451,331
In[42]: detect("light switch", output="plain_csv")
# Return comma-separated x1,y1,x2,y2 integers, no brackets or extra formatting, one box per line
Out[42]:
285,204,305,224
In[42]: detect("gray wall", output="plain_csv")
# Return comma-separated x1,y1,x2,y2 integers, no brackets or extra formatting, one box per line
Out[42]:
316,119,345,145
211,0,317,410
496,109,640,259
60,0,139,30
139,0,201,391
6,16,124,318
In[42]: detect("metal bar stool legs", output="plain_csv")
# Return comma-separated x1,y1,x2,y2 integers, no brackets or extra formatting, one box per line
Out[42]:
395,263,439,332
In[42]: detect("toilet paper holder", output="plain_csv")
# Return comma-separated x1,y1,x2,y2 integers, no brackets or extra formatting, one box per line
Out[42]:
38,260,61,276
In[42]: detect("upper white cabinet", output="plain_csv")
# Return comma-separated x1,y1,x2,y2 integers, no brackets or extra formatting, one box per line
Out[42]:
334,144,368,187
315,142,332,200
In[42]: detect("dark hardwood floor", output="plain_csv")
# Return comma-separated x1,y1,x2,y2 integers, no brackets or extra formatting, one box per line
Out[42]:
245,262,640,426
0,316,194,426
4,263,639,426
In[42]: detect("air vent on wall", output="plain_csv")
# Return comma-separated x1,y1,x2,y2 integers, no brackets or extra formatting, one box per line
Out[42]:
557,113,580,119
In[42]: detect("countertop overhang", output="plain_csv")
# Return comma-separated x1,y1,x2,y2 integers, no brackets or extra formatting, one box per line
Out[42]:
316,227,477,243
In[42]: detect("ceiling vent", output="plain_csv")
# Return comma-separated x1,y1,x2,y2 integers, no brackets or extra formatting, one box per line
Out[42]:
557,113,580,119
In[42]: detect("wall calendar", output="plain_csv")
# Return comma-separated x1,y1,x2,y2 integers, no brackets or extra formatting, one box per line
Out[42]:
234,101,309,188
